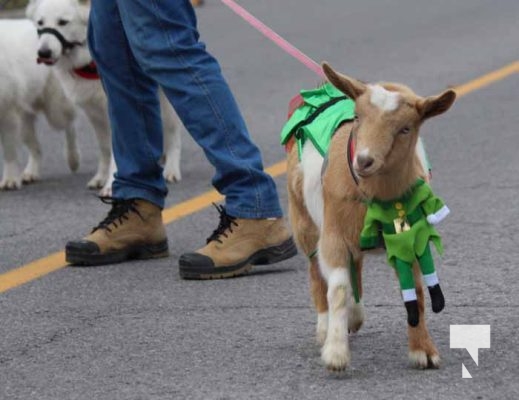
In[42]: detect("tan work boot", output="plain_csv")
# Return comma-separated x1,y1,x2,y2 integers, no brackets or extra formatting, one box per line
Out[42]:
179,204,297,279
191,0,204,7
66,198,168,266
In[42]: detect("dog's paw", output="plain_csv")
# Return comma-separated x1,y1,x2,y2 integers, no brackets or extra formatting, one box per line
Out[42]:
321,338,350,371
22,170,40,184
0,177,22,190
87,174,106,189
409,350,441,369
164,162,181,183
99,185,112,197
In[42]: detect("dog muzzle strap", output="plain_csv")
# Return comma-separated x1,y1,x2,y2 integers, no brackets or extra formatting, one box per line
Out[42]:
37,27,84,52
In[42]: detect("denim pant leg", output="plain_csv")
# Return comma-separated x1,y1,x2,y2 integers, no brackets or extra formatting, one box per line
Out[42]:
88,0,168,208
114,0,283,219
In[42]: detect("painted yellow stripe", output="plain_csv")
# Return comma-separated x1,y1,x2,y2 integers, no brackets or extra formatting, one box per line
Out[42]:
0,63,518,294
453,61,519,97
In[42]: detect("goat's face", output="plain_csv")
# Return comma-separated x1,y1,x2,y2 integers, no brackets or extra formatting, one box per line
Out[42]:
322,62,456,179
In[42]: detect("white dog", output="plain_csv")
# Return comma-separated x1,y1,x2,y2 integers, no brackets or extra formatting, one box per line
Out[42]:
0,18,79,190
26,0,183,195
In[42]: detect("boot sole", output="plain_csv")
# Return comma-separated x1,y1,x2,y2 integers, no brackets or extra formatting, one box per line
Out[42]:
179,237,298,280
66,240,169,267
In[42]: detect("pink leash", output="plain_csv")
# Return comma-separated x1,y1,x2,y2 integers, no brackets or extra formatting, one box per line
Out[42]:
220,0,325,78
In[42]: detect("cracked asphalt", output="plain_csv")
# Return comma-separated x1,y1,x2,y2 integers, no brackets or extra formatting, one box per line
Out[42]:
1,1,518,399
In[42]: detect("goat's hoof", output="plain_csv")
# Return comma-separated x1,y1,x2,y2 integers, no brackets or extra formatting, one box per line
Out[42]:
348,302,365,333
409,350,441,369
322,340,350,371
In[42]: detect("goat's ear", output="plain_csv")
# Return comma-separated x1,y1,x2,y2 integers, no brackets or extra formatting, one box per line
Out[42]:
25,0,40,19
322,62,366,99
418,89,456,121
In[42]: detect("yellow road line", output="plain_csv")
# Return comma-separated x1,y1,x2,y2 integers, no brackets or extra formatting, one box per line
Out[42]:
453,61,519,97
0,63,518,294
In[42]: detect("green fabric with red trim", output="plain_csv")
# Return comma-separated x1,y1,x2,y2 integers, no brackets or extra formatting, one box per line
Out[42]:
280,83,355,159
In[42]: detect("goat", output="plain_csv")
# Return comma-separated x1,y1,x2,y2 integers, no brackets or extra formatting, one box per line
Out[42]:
285,62,456,371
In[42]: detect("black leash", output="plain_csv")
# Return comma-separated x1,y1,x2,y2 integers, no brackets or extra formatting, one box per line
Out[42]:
347,127,359,186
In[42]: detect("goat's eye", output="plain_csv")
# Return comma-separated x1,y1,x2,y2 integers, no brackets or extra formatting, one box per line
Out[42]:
57,19,69,26
354,114,360,122
399,126,411,135
37,19,44,26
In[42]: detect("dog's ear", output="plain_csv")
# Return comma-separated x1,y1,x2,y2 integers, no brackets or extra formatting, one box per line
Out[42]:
322,62,366,99
25,0,40,19
417,89,456,121
77,1,91,24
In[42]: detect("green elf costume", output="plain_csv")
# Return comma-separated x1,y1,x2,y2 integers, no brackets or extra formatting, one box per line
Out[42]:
360,179,449,327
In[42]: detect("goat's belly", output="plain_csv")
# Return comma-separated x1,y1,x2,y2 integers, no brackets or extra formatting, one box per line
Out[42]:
301,141,325,229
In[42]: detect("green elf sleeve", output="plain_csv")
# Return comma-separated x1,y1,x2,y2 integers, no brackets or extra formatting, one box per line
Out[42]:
420,183,450,225
360,206,381,250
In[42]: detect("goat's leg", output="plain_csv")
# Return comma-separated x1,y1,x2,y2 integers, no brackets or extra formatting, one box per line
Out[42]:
287,178,327,344
407,261,440,369
348,256,365,334
319,232,354,371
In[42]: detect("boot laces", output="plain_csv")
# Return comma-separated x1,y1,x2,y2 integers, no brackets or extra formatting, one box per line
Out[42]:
207,204,238,244
92,197,143,233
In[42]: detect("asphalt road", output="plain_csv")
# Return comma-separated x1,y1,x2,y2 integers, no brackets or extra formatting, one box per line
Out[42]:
1,1,519,399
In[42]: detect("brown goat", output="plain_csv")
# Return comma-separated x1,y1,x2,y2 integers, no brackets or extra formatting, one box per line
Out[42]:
286,62,456,371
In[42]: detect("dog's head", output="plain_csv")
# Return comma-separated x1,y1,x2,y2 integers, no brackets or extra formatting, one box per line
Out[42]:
27,0,90,65
322,62,456,179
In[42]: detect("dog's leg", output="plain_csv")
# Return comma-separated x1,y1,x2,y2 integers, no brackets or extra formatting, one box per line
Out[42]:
83,106,112,189
20,113,41,183
42,72,80,172
0,111,22,190
407,261,440,369
99,155,116,197
160,91,182,183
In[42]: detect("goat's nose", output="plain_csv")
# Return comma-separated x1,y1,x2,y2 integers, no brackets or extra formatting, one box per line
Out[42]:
38,48,52,59
356,154,374,170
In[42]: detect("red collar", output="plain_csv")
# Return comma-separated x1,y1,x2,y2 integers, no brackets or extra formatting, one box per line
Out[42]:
72,61,100,80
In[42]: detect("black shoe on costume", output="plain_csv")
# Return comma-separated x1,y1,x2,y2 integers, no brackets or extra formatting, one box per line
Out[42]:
405,300,419,327
428,284,445,313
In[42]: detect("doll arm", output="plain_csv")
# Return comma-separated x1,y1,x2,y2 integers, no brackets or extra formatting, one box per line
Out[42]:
426,205,450,225
421,183,450,225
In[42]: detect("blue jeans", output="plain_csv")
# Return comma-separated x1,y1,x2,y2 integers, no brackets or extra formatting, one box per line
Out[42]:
88,0,283,218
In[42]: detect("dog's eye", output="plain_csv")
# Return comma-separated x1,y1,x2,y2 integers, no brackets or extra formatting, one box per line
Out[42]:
37,19,44,26
57,19,69,26
399,126,411,135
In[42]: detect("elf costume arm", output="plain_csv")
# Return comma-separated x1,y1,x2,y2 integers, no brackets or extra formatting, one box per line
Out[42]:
420,183,450,225
360,207,381,250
